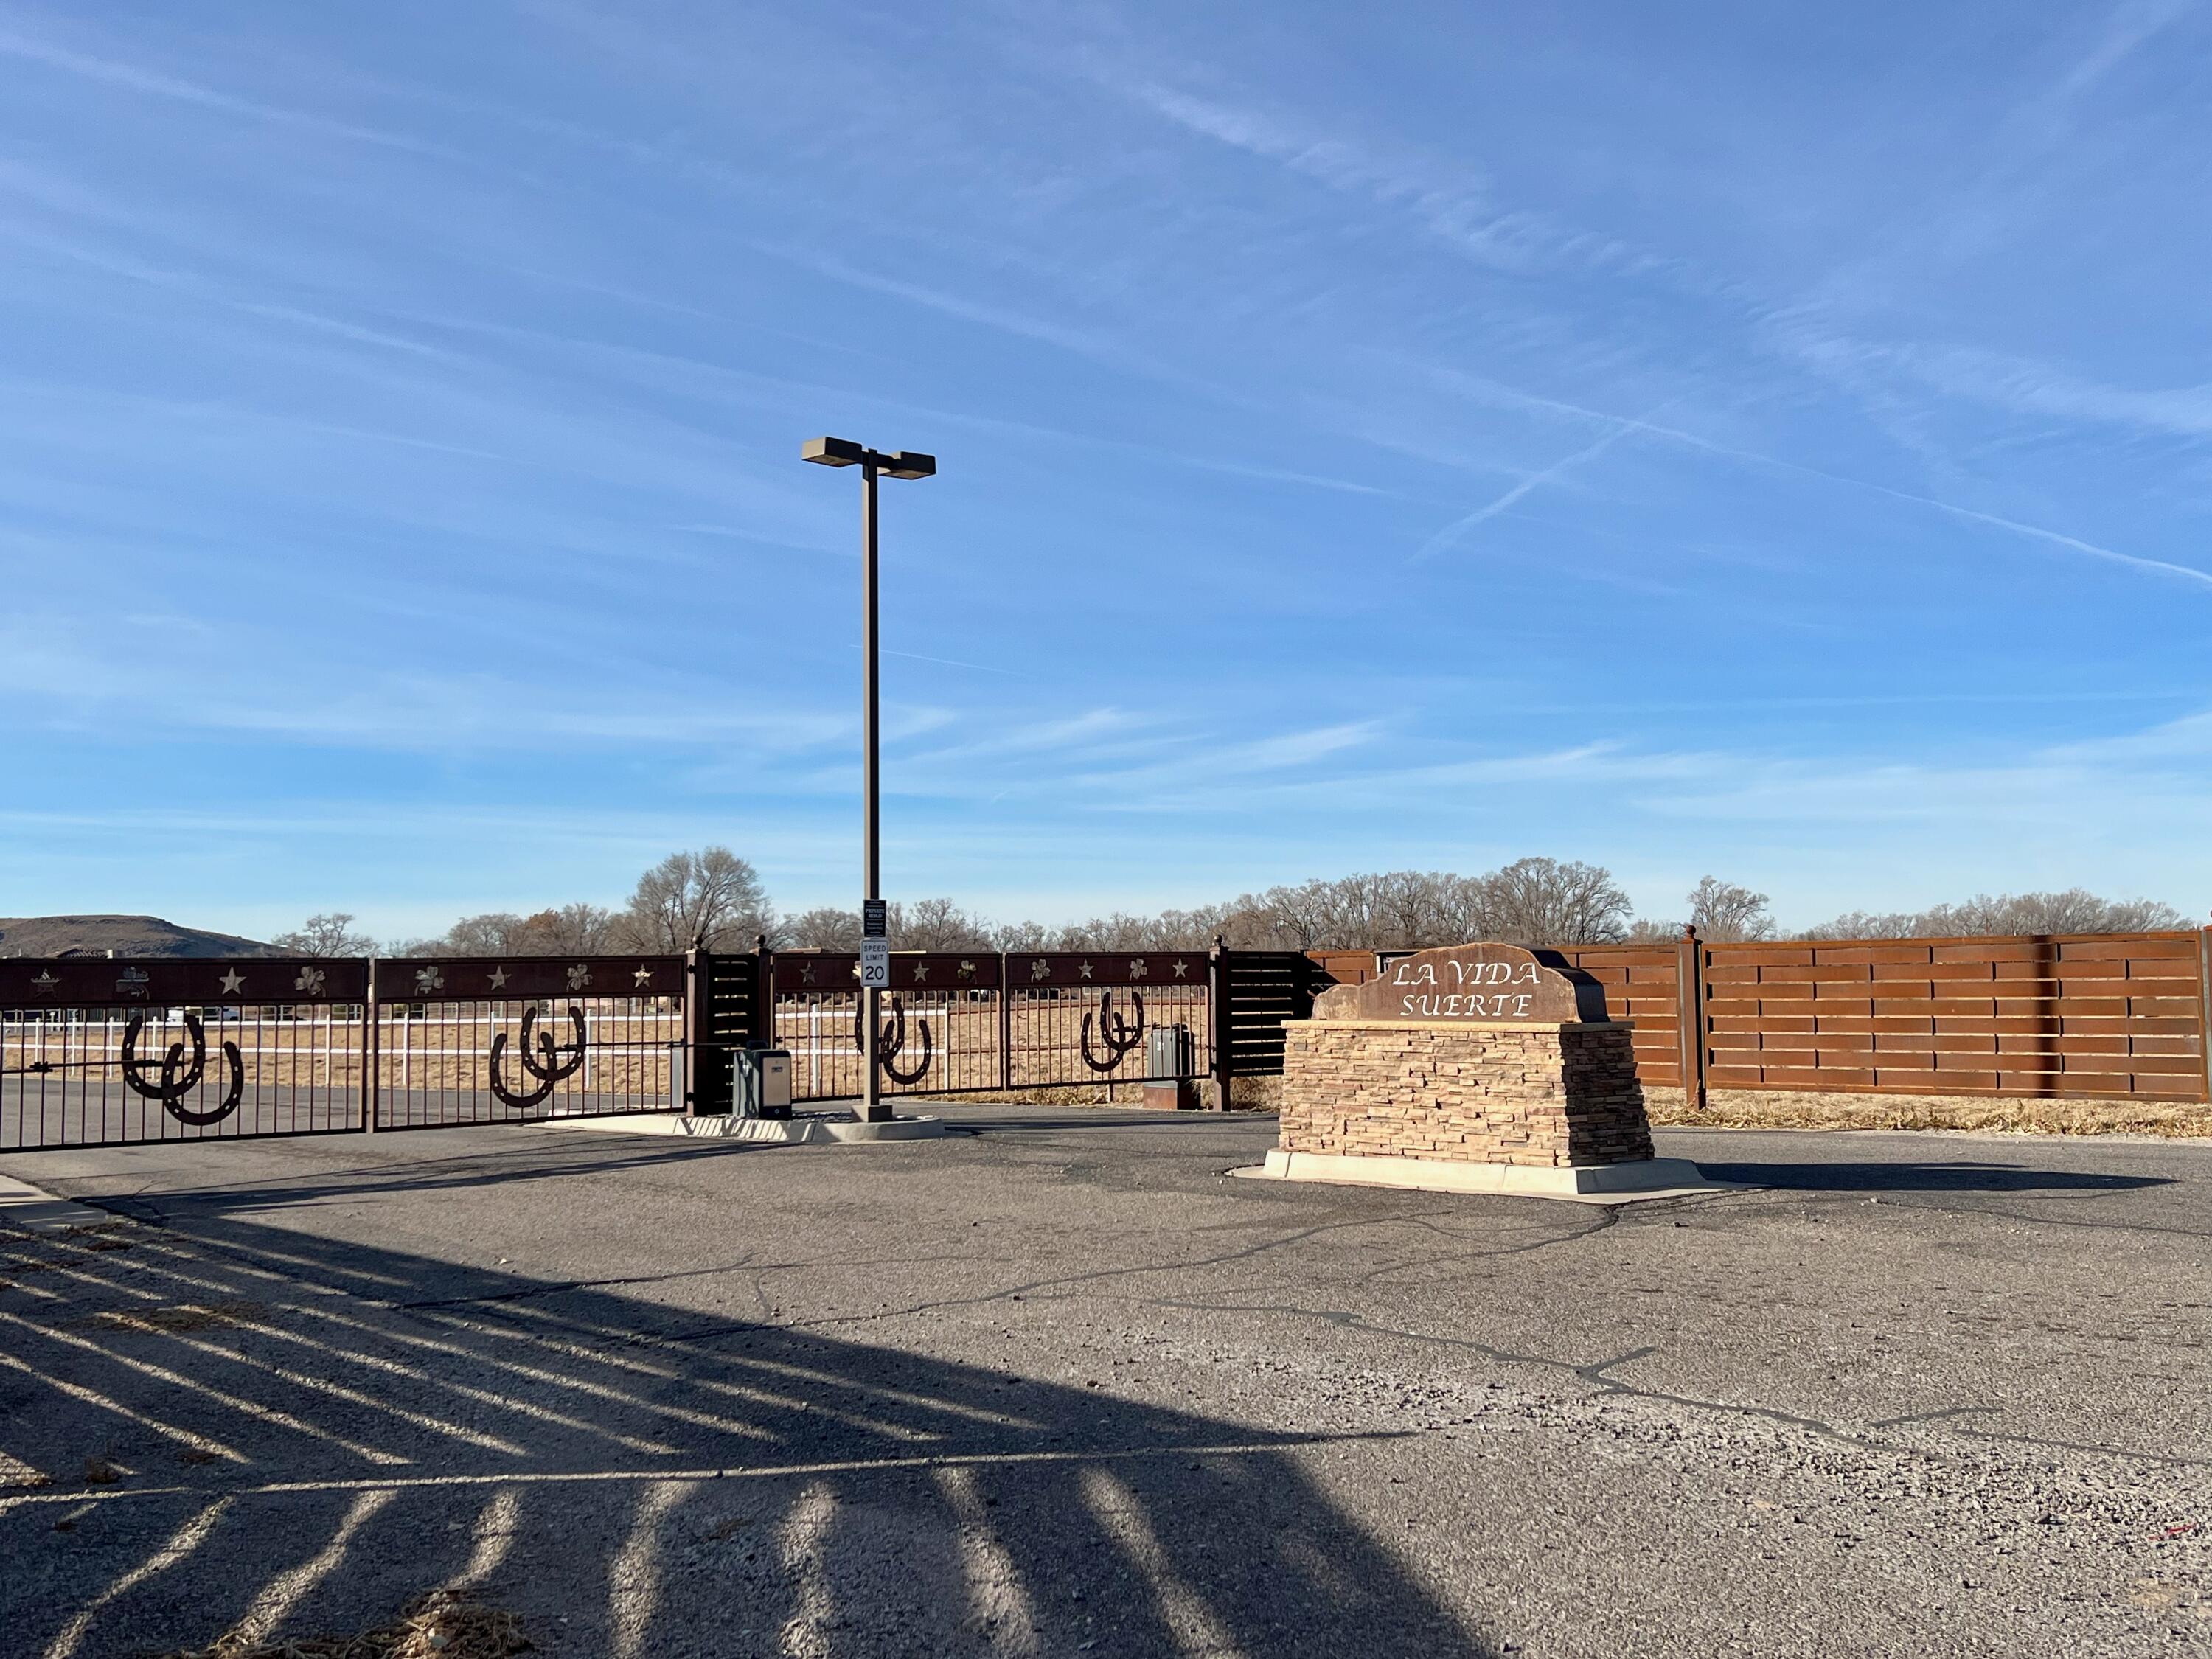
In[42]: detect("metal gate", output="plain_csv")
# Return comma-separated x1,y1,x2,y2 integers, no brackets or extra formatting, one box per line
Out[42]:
4,946,1225,1148
768,950,1214,1102
371,956,686,1130
1,954,687,1150
1,956,371,1150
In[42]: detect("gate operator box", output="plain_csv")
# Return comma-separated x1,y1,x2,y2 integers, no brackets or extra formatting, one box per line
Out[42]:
732,1048,793,1119
1143,1025,1197,1110
1147,1024,1194,1079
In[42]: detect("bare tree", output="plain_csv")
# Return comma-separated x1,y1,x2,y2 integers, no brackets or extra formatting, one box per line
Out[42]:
1478,858,1632,946
895,898,994,951
433,913,525,956
1686,877,1775,943
515,905,622,953
270,913,378,957
785,907,859,950
624,848,774,951
1801,889,2188,940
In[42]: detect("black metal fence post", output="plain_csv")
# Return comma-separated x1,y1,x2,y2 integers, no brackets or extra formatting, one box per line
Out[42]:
998,953,1013,1091
754,935,773,1052
1209,939,1232,1110
682,947,704,1114
361,959,379,1133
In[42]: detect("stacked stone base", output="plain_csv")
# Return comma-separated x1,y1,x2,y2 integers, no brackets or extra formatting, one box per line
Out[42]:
1279,1019,1654,1169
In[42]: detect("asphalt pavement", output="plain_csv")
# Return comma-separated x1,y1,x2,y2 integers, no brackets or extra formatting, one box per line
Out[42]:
0,1107,2206,1658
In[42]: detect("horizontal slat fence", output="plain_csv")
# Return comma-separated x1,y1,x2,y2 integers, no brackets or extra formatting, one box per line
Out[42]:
1222,951,1319,1079
1550,943,1686,1090
1700,932,2207,1101
1285,929,2212,1105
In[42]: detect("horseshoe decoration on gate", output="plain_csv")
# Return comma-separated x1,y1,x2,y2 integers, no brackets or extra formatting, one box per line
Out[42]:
1080,989,1146,1074
852,995,933,1086
121,1013,245,1127
489,1005,588,1108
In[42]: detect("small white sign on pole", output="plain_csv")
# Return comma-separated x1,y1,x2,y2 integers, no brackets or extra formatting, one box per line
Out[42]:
860,936,891,988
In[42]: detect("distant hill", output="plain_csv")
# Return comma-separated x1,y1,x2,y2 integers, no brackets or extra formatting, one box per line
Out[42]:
0,915,279,959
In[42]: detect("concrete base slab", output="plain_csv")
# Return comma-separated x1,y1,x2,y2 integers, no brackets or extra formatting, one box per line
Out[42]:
551,1110,947,1145
1232,1148,1745,1205
818,1115,949,1143
0,1172,114,1233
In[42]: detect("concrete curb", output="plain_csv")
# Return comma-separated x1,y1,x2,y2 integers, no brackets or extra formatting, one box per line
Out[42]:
1231,1149,1747,1206
0,1172,114,1233
549,1111,948,1145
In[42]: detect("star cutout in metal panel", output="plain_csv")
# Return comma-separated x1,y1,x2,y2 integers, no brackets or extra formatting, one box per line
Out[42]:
31,970,58,993
487,966,508,990
799,961,817,984
1078,960,1093,980
1172,959,1190,978
218,970,246,995
633,965,653,987
913,962,930,983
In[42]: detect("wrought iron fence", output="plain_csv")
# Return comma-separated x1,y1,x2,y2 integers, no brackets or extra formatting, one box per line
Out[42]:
0,947,1228,1150
372,956,685,1129
0,958,369,1151
769,952,1006,1100
762,950,1214,1101
1004,952,1212,1091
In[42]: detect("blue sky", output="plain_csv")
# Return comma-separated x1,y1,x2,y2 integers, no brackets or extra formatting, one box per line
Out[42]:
4,1,2211,940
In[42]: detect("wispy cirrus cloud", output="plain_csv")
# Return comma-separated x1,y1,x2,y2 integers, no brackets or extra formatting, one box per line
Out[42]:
1085,68,1644,279
0,24,460,158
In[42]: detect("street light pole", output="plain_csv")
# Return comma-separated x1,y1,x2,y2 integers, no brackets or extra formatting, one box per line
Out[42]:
860,454,881,1119
803,437,936,1124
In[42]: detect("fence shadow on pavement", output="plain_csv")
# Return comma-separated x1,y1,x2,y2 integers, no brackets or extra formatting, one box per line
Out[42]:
0,1204,1484,1659
32,1130,784,1220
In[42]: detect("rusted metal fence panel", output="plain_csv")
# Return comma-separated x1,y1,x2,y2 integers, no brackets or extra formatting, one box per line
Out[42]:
1547,943,1687,1090
1699,931,2208,1101
1274,931,2211,1105
767,950,1212,1102
771,951,1006,1101
1,958,370,1150
369,956,686,1129
7,927,2201,1149
1005,953,1211,1090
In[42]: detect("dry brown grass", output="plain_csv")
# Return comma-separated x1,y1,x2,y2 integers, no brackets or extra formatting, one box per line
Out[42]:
1038,1071,2211,1135
156,1592,529,1659
1642,1085,2212,1138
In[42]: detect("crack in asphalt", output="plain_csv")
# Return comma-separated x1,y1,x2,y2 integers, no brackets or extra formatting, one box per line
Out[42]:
554,1208,1564,1350
1876,1197,2212,1241
1944,1425,2212,1470
1138,1294,2207,1474
1138,1294,1864,1444
1349,1209,1620,1284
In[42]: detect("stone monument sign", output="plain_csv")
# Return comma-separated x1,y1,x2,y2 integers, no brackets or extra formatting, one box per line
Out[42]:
1312,942,1607,1024
1260,940,1709,1200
